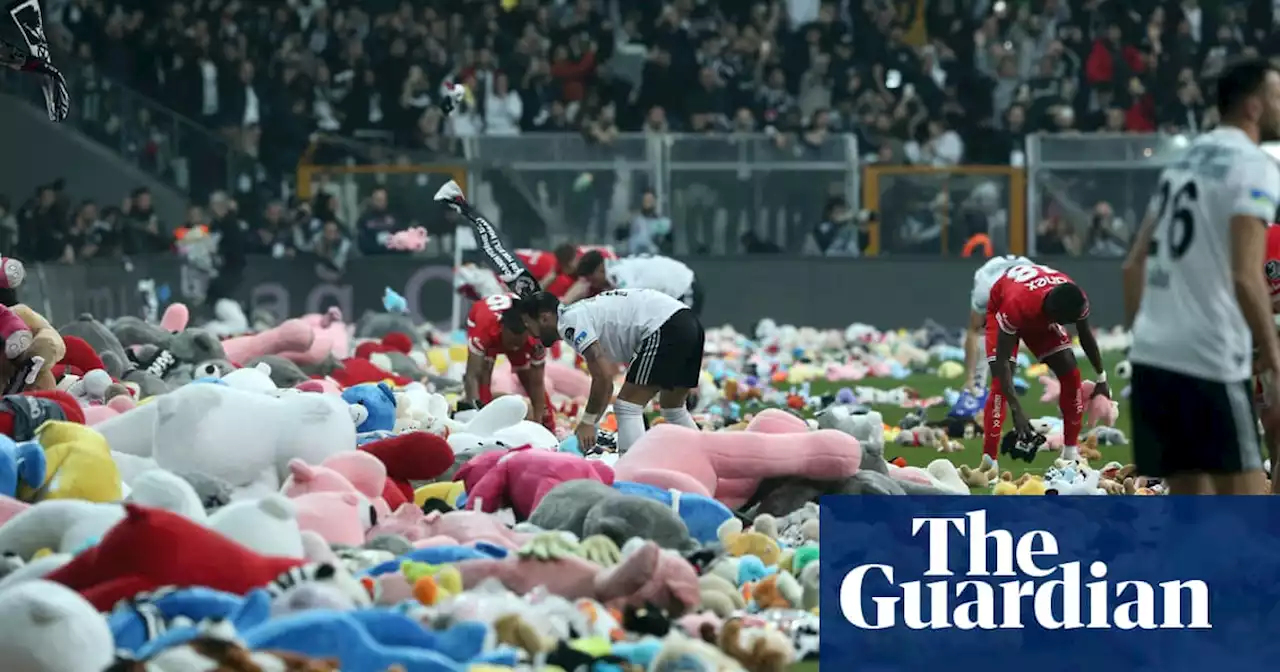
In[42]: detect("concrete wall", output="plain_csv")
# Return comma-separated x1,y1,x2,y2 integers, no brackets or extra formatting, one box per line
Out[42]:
0,94,187,225
24,255,1126,330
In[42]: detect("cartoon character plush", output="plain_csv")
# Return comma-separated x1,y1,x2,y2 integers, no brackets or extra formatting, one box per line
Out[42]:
342,382,398,434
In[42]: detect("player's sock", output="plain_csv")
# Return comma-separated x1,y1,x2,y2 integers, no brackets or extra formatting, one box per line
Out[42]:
660,406,699,430
981,377,1005,459
981,453,998,473
614,400,646,453
1061,445,1080,461
1058,366,1083,451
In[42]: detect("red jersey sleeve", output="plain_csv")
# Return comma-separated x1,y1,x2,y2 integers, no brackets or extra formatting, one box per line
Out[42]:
546,274,575,298
516,249,557,279
1266,225,1280,310
465,300,502,359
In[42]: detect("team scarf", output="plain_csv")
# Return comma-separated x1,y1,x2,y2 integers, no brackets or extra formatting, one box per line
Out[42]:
435,188,542,298
0,0,68,122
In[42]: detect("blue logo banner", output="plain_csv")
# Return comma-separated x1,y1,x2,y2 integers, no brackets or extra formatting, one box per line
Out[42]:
820,496,1280,671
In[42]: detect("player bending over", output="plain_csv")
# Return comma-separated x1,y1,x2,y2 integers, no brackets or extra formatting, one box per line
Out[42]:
516,245,579,292
515,288,705,452
984,263,1109,470
1259,222,1280,490
963,254,1033,391
567,251,702,315
463,292,554,430
1124,58,1280,495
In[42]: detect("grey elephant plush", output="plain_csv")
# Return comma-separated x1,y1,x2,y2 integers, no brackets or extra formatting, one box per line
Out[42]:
355,311,420,343
121,322,233,386
58,314,129,375
246,355,310,388
529,479,694,551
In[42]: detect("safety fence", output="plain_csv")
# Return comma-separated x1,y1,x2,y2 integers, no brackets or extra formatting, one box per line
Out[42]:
20,254,1128,330
299,133,1194,257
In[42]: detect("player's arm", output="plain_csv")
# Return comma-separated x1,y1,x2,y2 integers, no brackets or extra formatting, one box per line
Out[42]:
463,351,495,406
1073,316,1106,381
516,362,548,421
561,278,593,304
580,343,616,425
962,309,984,389
1121,212,1157,329
1231,163,1280,373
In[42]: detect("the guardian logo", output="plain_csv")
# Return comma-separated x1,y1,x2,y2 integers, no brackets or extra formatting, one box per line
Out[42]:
839,511,1211,630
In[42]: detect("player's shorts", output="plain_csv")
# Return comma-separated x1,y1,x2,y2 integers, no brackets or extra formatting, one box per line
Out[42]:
625,308,705,389
1131,363,1263,476
983,313,1073,363
679,278,704,317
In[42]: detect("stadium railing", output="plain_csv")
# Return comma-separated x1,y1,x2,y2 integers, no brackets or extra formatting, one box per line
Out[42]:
296,132,862,254
1025,133,1188,255
861,165,1027,256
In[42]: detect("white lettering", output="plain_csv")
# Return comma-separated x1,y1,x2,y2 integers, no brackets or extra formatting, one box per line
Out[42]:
838,511,1213,631
913,517,965,576
840,564,897,629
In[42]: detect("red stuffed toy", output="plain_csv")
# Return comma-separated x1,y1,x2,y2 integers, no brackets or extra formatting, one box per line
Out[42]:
45,504,306,611
0,389,84,440
359,431,455,507
51,335,106,380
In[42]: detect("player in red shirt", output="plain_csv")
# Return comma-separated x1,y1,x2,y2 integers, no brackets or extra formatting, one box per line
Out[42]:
1258,224,1280,490
983,263,1110,467
463,293,554,430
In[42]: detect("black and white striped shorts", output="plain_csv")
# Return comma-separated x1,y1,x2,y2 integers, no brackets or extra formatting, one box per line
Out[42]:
625,308,705,389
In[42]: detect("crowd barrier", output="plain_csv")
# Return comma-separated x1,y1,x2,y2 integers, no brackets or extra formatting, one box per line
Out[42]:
21,255,1127,330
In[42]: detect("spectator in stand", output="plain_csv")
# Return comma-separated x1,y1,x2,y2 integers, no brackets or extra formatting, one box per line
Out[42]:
355,187,400,255
250,200,296,258
18,184,68,263
311,220,352,274
0,197,16,256
121,187,170,255
207,191,249,304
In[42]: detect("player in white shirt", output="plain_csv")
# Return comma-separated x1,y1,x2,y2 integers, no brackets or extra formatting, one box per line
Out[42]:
515,288,706,453
1122,58,1280,495
566,251,703,315
962,255,1033,391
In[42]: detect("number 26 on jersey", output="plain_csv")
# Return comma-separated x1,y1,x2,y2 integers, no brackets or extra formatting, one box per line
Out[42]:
1146,179,1197,289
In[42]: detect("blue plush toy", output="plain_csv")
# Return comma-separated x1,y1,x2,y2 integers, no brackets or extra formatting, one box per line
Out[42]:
611,481,733,545
343,382,399,433
361,544,506,577
0,435,46,497
383,287,409,314
240,608,517,671
115,588,274,656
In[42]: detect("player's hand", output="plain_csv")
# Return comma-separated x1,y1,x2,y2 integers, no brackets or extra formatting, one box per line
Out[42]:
1091,381,1111,399
1011,407,1033,436
574,422,597,449
963,377,979,394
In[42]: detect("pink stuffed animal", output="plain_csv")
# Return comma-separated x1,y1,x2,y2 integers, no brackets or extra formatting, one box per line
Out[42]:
446,539,697,612
0,305,32,359
0,257,25,289
282,454,391,520
455,445,615,518
616,413,862,508
491,359,592,400
291,491,374,546
161,303,189,332
1039,376,1118,427
221,319,316,365
367,506,536,549
385,227,429,252
286,308,352,365
296,378,343,395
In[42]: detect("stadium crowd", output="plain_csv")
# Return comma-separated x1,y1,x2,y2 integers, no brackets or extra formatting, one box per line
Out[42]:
5,0,1271,262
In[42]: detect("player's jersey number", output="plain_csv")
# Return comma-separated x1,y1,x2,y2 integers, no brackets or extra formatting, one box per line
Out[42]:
485,294,514,314
1149,179,1197,260
1005,264,1049,283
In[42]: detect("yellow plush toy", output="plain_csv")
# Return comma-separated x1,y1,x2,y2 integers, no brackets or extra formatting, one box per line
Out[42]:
414,481,465,507
19,421,121,502
717,518,781,566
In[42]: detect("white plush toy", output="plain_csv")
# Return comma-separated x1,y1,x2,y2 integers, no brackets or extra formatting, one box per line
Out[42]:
0,580,115,671
219,362,278,394
96,384,357,499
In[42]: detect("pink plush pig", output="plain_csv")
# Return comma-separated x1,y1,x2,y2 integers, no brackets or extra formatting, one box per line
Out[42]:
291,491,372,546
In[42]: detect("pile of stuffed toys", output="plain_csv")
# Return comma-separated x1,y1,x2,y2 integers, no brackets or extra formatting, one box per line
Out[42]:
0,259,1150,672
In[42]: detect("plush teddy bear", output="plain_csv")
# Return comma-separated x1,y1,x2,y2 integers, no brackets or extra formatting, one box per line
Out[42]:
5,305,65,392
